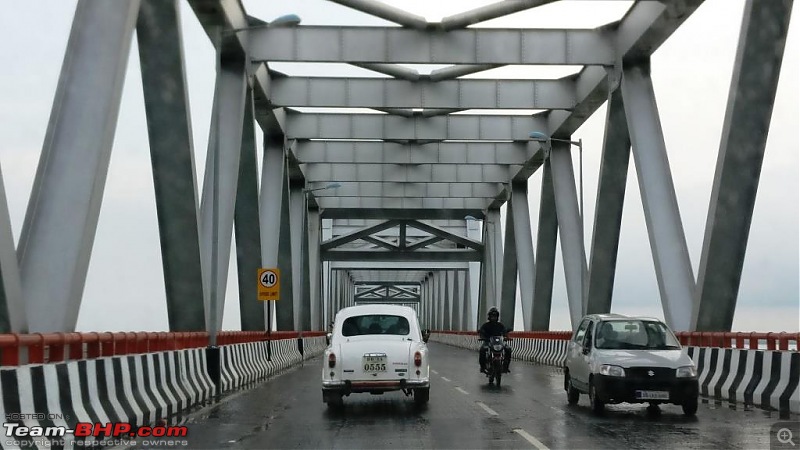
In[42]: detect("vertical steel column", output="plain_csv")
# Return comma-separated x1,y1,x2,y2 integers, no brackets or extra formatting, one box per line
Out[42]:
199,44,248,344
290,184,309,330
587,88,631,315
232,88,264,331
509,183,534,330
276,161,295,329
532,160,558,330
622,60,695,331
465,218,482,331
322,219,332,327
308,208,322,330
0,164,24,332
694,0,793,331
137,0,205,332
499,200,517,327
487,209,504,304
460,271,470,331
443,271,452,331
18,0,140,332
550,140,588,329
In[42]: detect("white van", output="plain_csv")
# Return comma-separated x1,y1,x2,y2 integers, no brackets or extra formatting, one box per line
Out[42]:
564,314,699,416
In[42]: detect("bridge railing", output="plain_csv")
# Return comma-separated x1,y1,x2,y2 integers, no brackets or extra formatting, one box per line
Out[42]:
432,330,799,351
0,331,323,366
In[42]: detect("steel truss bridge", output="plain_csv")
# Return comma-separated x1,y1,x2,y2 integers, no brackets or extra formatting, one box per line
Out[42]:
0,0,793,338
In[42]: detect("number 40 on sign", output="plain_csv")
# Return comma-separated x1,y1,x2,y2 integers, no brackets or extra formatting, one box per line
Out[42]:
258,268,280,301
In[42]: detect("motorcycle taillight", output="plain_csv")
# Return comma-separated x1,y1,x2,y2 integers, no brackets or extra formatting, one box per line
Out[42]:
328,353,336,368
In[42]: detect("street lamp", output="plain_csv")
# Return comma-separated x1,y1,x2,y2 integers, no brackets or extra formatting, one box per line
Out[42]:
529,131,586,310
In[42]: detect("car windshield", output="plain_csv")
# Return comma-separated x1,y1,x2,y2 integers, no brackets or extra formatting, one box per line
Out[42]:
594,320,681,350
341,315,411,337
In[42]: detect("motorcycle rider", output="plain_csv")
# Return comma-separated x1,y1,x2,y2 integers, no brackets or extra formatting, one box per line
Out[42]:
478,307,512,373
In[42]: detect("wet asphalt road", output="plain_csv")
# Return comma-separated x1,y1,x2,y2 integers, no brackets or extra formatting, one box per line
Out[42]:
149,342,796,449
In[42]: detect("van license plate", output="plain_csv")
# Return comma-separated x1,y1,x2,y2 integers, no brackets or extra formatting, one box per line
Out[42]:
635,390,669,400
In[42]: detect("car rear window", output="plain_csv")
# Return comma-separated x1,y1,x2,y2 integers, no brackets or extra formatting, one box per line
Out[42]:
341,315,411,336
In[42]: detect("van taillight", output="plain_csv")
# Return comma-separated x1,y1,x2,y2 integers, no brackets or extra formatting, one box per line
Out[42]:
328,353,336,368
414,351,422,367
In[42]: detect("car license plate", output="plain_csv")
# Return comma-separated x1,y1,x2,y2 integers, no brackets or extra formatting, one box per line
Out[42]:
362,354,387,372
635,390,670,400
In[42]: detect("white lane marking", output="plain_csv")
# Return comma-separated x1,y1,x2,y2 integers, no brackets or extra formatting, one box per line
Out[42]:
476,401,498,416
431,369,439,375
441,376,451,382
455,387,469,395
514,429,550,450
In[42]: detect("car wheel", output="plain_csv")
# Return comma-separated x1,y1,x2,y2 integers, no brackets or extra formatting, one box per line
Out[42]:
589,380,604,414
566,375,580,405
682,396,698,416
495,371,502,387
414,388,430,405
323,391,343,408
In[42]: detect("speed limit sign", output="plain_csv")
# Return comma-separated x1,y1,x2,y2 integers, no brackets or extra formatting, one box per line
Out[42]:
257,268,280,301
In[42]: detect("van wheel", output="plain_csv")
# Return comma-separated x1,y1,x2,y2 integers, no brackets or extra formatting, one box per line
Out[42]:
589,381,604,414
414,388,430,405
566,375,580,405
682,397,698,416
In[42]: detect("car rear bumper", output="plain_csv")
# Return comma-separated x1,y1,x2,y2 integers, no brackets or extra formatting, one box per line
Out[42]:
594,375,698,404
322,378,430,394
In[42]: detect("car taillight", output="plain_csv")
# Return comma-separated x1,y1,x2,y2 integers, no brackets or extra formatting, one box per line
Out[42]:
414,351,422,367
328,353,336,368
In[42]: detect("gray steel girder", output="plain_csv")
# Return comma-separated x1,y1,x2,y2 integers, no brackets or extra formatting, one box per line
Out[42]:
317,198,493,212
286,113,546,141
586,88,630,316
622,61,695,332
248,26,615,65
532,160,558,331
17,0,141,332
693,0,793,332
199,54,248,342
0,165,24,333
137,0,206,332
513,0,705,183
302,164,514,184
233,88,264,331
269,77,576,110
294,141,535,165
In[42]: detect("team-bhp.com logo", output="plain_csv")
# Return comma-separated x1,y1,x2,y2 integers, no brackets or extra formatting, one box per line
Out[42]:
4,422,188,447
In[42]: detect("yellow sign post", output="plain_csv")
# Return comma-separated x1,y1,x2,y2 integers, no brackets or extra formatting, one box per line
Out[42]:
258,268,280,301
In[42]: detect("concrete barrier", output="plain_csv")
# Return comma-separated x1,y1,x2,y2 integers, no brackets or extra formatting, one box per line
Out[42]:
0,337,327,448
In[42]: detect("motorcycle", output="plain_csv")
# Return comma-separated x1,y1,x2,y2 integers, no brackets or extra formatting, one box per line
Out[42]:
482,335,510,387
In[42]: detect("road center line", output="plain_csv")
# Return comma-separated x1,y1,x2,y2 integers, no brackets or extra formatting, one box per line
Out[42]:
455,387,469,395
431,369,439,375
514,429,550,450
440,377,451,382
476,401,498,416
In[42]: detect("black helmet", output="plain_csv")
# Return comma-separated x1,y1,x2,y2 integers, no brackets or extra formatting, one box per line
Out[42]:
487,307,499,318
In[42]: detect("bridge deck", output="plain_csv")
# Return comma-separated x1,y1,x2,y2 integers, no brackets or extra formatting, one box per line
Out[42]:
168,342,794,449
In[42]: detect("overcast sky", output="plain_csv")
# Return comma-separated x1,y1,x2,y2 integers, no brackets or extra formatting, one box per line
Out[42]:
0,1,797,333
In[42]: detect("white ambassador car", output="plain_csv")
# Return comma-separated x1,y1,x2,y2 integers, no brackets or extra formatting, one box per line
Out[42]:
322,304,430,407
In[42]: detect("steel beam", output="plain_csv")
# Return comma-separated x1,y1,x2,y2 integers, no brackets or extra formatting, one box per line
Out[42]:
317,198,492,213
17,0,140,332
295,141,535,166
270,77,575,110
439,0,558,30
622,61,694,332
199,54,248,342
550,141,587,329
532,160,558,330
513,0,704,183
693,0,793,331
322,249,481,262
510,183,535,330
587,88,630,316
0,165,24,332
286,113,546,141
232,89,264,331
304,164,513,184
137,0,206,332
249,26,614,65
329,0,428,30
